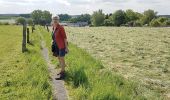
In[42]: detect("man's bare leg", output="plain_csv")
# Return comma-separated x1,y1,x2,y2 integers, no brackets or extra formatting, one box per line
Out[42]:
58,57,66,72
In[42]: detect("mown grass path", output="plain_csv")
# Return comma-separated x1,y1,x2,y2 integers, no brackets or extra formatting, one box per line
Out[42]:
38,28,69,100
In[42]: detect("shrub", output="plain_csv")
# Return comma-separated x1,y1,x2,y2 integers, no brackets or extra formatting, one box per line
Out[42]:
163,20,170,26
150,19,161,27
133,20,142,27
0,22,10,25
103,19,113,26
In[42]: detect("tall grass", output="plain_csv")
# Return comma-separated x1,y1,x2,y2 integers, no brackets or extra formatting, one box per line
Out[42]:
0,25,52,99
39,26,150,100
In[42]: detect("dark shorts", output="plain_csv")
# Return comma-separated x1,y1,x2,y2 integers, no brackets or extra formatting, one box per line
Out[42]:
52,42,66,57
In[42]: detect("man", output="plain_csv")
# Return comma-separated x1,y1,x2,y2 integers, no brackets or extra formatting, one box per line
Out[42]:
51,16,69,80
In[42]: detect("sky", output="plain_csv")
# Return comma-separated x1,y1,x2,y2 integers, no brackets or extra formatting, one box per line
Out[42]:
0,0,170,15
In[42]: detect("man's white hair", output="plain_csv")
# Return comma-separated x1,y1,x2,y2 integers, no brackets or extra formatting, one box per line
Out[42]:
52,15,60,20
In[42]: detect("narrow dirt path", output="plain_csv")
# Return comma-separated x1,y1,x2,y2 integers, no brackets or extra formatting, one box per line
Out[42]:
41,37,68,100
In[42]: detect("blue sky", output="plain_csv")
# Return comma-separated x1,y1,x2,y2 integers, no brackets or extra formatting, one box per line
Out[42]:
0,0,170,15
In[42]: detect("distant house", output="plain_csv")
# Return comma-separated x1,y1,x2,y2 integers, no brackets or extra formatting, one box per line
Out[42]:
60,23,68,26
60,22,88,27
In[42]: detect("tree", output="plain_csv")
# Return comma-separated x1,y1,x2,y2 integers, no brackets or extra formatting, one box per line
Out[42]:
163,19,170,26
31,10,52,25
103,19,113,26
31,10,43,24
16,17,26,25
91,9,105,26
142,9,157,25
58,14,71,21
111,10,127,26
105,14,109,19
69,14,91,24
125,9,139,22
42,10,52,24
79,14,91,24
19,14,31,18
27,18,33,26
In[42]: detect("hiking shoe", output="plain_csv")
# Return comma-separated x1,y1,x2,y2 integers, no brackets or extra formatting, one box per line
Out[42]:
55,72,65,80
57,71,65,75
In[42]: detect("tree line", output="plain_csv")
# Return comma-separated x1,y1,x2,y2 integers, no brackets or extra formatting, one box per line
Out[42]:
91,9,170,27
15,9,170,27
57,9,170,27
16,10,52,26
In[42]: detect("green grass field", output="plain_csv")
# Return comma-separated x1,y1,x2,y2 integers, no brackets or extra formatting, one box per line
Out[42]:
0,25,170,100
0,25,52,99
40,26,140,100
40,26,169,99
65,27,170,99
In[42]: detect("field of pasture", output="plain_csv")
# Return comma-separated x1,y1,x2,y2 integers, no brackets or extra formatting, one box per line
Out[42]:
1,25,170,99
0,25,52,99
65,27,170,99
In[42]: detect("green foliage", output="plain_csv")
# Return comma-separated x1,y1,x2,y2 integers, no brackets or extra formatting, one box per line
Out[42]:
15,17,26,25
31,10,43,24
150,17,169,27
27,18,33,26
133,20,142,27
58,14,71,21
19,14,31,18
105,14,109,19
125,9,139,22
91,9,105,26
157,17,168,23
42,10,52,24
69,14,91,24
150,18,161,27
142,9,157,25
0,22,9,25
163,19,170,26
111,10,127,26
103,19,113,26
31,10,52,25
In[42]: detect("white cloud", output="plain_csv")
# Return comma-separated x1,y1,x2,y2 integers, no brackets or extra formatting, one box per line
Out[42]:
0,0,170,15
56,0,71,6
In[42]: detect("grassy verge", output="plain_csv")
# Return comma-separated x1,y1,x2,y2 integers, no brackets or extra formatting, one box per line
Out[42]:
0,25,52,99
39,26,154,100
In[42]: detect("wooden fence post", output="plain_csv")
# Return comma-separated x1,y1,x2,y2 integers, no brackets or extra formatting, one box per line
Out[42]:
32,24,35,33
27,28,30,43
46,25,49,32
22,23,27,52
32,26,34,33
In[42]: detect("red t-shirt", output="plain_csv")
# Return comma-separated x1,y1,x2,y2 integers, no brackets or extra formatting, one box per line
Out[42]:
53,24,67,49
